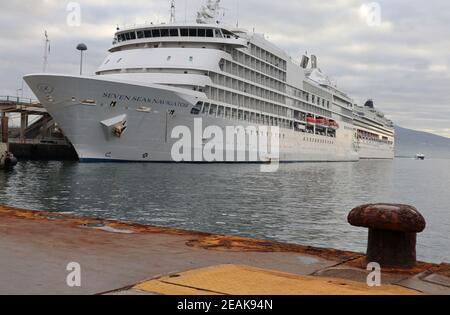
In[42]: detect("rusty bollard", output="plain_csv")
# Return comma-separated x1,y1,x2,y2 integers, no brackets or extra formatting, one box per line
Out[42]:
348,204,426,268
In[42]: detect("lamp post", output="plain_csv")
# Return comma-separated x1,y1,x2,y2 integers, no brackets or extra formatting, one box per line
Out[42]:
76,43,87,75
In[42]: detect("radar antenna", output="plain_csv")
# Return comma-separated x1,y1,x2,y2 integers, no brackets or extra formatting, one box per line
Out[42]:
196,0,222,24
170,0,176,23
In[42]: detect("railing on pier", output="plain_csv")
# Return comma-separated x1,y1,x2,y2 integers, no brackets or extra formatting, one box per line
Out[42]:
0,96,40,106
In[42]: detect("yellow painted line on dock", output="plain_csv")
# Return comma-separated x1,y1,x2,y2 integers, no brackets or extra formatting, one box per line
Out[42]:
135,281,220,295
134,264,421,295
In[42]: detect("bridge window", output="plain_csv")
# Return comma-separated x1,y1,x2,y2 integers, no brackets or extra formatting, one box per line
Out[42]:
198,29,206,37
160,29,169,37
180,28,189,36
222,29,237,38
117,27,222,43
191,102,203,115
189,28,197,37
152,29,161,37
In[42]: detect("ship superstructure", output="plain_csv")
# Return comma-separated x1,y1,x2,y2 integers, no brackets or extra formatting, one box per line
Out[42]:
24,0,393,162
353,100,395,159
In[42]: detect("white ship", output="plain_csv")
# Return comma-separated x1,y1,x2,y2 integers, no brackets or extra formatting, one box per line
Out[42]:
353,100,395,159
24,0,393,163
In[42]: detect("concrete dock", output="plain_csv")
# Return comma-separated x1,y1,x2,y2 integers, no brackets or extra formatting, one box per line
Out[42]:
0,205,448,295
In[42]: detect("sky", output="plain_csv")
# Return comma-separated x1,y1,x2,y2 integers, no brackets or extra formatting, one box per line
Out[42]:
1,0,449,137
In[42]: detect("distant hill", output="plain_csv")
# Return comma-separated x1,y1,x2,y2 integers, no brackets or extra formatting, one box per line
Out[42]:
395,126,450,158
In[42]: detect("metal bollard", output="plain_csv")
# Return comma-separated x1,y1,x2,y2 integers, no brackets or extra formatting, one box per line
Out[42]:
348,204,426,268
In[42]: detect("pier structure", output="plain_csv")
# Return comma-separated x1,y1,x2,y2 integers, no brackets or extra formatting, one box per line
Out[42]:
0,96,77,160
0,205,448,295
0,96,53,143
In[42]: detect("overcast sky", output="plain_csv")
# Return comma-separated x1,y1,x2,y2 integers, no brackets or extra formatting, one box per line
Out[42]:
1,0,449,136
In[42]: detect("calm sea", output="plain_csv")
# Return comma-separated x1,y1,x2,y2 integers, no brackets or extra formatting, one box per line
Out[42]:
1,159,449,263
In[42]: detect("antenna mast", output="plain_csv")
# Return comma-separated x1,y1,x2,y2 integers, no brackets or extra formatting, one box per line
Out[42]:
43,31,50,73
236,0,239,28
170,0,176,23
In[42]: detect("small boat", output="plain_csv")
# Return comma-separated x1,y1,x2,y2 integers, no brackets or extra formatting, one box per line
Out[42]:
415,154,425,160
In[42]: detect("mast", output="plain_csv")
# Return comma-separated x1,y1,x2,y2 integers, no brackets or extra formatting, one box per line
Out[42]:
236,0,239,28
43,31,50,73
170,0,176,23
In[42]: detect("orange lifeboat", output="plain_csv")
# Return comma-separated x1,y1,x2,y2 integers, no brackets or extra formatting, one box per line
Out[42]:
306,116,316,124
328,120,339,130
315,117,328,127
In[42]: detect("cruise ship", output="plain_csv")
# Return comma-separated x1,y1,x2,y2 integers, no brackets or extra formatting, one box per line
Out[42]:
24,0,393,162
353,100,395,159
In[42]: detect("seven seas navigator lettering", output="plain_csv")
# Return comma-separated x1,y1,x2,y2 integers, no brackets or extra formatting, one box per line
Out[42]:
102,92,189,108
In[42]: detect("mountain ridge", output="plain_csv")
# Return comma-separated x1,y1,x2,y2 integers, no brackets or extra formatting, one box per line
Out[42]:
395,126,450,158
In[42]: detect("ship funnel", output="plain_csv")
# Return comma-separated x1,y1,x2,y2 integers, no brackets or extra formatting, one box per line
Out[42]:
311,55,318,69
364,99,374,109
300,55,310,69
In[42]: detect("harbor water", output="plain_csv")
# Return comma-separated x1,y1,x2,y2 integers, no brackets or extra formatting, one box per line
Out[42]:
0,158,449,264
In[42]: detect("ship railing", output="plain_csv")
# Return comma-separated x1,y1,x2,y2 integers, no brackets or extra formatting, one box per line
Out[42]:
0,96,39,105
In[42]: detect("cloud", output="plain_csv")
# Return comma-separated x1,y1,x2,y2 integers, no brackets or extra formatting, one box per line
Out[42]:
1,0,449,137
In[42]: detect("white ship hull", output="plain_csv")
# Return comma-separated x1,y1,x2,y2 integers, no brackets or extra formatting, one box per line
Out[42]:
25,74,359,163
357,140,395,160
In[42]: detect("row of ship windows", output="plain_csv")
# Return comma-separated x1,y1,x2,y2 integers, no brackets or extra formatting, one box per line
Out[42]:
219,59,286,93
205,86,289,117
303,82,334,102
248,44,287,70
304,137,335,145
287,86,331,109
192,102,292,129
206,82,337,123
290,95,330,110
116,28,236,43
191,102,338,140
223,47,287,81
218,52,334,115
290,101,333,121
211,69,335,121
357,136,394,145
210,72,285,104
332,95,354,109
303,82,353,110
357,131,393,145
